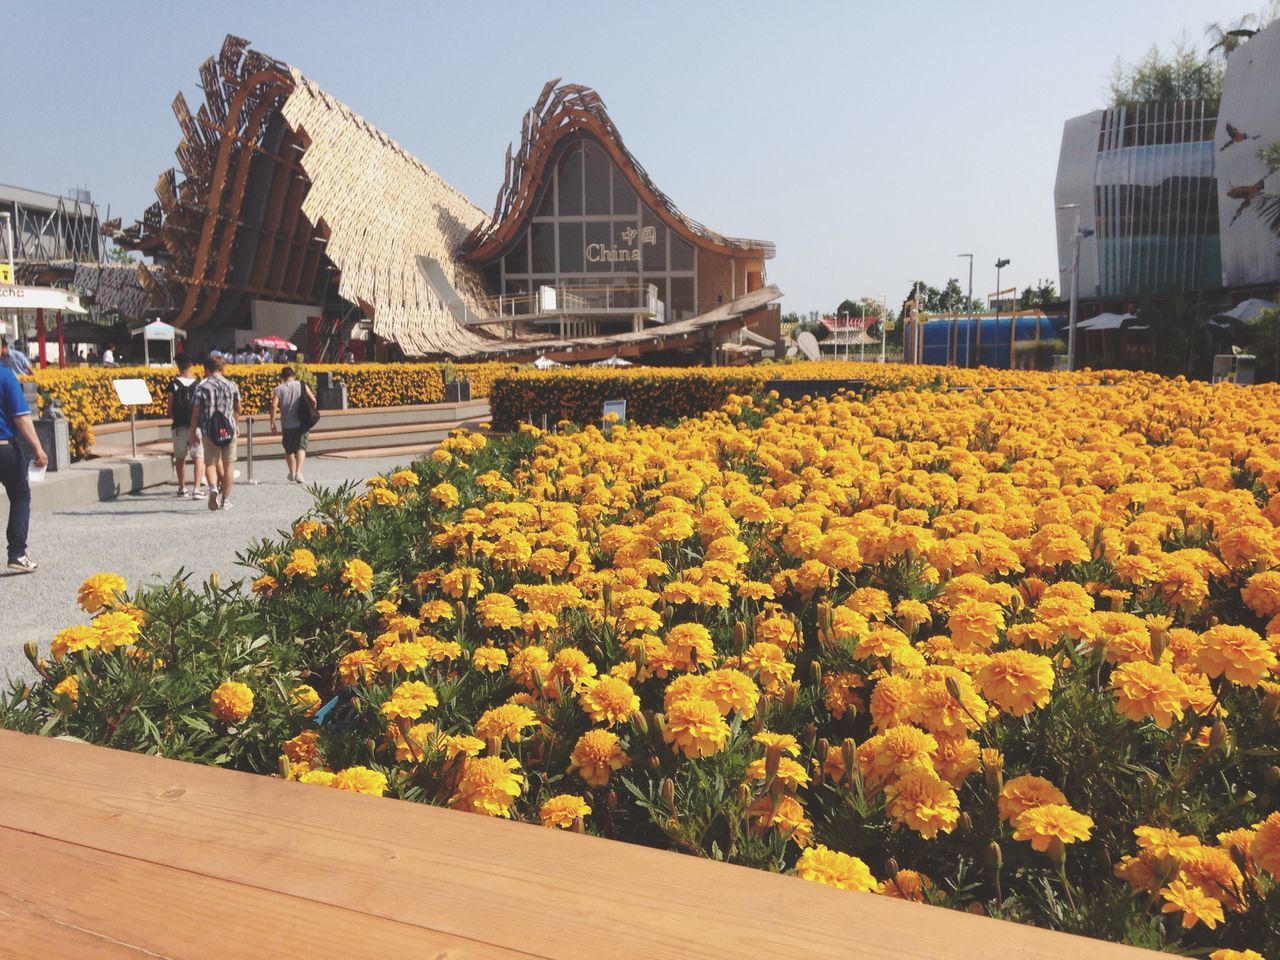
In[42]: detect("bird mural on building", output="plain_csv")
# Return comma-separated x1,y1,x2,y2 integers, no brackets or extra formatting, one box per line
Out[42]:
1221,122,1261,151
1227,178,1268,224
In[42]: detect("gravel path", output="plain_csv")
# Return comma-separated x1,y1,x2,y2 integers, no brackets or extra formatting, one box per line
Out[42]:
0,455,414,683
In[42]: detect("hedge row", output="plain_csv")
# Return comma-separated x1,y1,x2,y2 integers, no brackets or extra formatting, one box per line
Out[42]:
25,362,513,461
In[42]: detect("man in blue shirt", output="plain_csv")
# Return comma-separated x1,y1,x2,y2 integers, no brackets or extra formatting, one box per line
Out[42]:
0,337,34,375
0,364,48,572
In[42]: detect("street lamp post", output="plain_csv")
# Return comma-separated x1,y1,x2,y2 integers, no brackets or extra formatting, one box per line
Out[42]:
1056,203,1085,371
957,253,973,366
993,258,1010,369
0,212,15,343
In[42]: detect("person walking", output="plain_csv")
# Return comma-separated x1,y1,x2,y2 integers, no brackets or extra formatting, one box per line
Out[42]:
189,353,242,511
0,361,48,572
166,356,204,498
102,344,116,367
270,366,316,483
1,338,33,376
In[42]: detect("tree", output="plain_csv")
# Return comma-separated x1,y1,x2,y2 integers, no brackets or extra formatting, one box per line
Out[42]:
106,245,138,264
1108,38,1223,106
1205,14,1259,60
1017,279,1059,310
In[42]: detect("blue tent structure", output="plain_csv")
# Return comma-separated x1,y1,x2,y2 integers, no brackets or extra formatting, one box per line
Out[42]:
918,315,1067,368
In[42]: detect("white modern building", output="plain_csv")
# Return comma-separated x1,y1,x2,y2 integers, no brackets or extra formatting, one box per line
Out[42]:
1054,19,1280,304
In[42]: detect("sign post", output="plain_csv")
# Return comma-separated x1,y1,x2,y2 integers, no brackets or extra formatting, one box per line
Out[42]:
111,378,154,460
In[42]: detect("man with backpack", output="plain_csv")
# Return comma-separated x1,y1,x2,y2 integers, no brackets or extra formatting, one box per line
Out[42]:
167,357,204,498
189,353,242,511
270,366,318,484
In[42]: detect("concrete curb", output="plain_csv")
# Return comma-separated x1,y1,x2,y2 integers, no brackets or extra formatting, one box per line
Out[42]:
0,457,174,511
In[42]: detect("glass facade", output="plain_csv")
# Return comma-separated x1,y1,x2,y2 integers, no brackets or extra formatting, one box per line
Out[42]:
486,134,698,321
1093,101,1221,297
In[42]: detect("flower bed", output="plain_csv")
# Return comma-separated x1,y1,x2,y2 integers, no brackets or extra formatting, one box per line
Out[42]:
24,362,512,460
5,372,1280,956
488,361,1130,430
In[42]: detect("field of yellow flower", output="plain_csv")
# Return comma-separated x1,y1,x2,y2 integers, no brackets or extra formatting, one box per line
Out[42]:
25,361,511,460
4,370,1280,957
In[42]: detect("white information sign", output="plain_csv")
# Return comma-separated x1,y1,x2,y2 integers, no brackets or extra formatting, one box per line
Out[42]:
602,399,627,427
112,378,154,406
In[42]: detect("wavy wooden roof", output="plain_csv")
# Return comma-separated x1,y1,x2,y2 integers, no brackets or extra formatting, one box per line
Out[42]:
460,80,776,265
115,36,777,358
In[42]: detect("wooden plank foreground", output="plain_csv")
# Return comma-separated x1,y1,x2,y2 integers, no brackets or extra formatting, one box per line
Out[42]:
0,730,1157,959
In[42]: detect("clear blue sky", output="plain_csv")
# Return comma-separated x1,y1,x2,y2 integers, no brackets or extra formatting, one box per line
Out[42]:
0,0,1254,314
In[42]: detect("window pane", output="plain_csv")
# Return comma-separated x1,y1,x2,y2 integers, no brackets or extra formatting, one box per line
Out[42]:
612,165,638,215
535,182,555,218
641,209,667,272
671,276,695,319
611,221,642,273
504,233,528,275
670,234,694,271
558,142,583,216
531,222,555,273
585,221,611,272
583,140,611,215
558,221,584,272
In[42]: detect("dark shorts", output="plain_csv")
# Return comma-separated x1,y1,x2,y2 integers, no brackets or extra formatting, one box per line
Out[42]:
282,426,309,454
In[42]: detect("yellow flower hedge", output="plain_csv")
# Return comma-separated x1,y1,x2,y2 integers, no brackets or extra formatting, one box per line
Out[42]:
7,370,1280,955
24,362,513,460
489,360,1127,430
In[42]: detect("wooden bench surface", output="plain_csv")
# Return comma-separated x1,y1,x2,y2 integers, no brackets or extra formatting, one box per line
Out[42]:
0,730,1157,959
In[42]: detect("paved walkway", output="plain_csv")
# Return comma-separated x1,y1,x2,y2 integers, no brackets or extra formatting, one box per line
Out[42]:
0,455,413,682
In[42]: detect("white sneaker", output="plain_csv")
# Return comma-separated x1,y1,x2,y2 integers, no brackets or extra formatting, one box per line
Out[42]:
294,474,305,484
7,555,37,574
208,489,220,512
220,499,234,511
286,472,295,482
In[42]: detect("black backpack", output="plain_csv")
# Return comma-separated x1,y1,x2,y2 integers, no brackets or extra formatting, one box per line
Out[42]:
171,378,196,424
208,409,236,447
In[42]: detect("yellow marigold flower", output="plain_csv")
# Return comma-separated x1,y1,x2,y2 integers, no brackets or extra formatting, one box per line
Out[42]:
547,647,598,694
451,756,525,817
77,572,126,613
1112,660,1190,728
746,792,812,847
51,624,100,660
1133,825,1202,861
701,667,760,719
895,599,931,633
332,766,388,797
568,729,629,787
472,644,508,673
283,548,318,578
392,722,437,763
1242,570,1280,618
976,650,1055,716
1209,950,1265,960
579,675,640,727
509,645,551,690
91,611,140,653
251,574,277,595
540,794,590,829
475,703,538,744
338,649,376,686
1160,879,1224,929
290,684,321,716
282,730,322,766
53,675,79,705
419,598,455,622
1012,803,1094,852
998,774,1068,823
663,696,730,759
441,734,485,759
931,733,982,786
210,681,254,723
665,622,716,669
299,770,336,788
948,599,1005,650
389,469,419,489
476,593,522,630
752,731,801,758
884,769,959,839
376,641,431,674
746,755,810,789
875,868,934,901
865,726,938,784
795,845,876,891
1251,812,1280,879
340,558,374,593
1196,625,1276,687
381,680,438,720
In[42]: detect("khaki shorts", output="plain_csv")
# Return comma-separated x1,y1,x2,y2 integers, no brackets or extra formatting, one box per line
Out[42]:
172,428,203,463
202,435,238,467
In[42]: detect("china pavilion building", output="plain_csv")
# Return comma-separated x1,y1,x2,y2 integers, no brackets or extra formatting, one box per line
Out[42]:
112,36,780,363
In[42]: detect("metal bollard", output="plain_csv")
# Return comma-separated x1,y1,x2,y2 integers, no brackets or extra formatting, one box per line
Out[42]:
246,415,256,484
